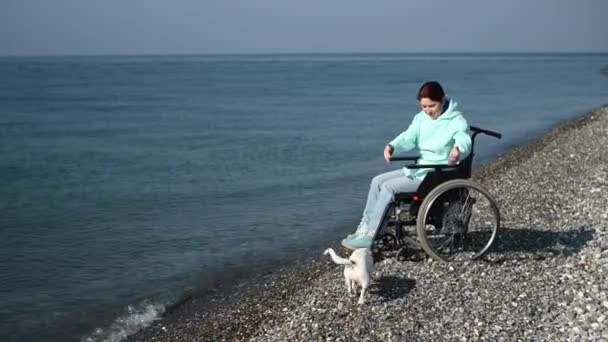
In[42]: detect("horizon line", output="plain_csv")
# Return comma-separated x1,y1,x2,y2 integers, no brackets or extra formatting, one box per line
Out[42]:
2,50,608,58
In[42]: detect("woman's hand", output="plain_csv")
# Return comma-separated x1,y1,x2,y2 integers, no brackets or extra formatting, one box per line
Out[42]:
448,146,460,165
384,144,394,164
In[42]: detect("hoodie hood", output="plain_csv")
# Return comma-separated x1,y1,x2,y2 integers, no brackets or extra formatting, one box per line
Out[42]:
421,98,462,121
438,98,462,120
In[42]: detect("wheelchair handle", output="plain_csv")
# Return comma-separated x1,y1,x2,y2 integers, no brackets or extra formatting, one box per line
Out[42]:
470,126,502,139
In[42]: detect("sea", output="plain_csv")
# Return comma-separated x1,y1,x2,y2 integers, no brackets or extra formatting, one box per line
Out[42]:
1,53,607,342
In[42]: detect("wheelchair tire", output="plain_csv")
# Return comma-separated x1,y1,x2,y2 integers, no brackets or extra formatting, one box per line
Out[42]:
416,179,500,262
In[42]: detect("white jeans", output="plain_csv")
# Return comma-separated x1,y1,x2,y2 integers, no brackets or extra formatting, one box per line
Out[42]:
358,169,422,236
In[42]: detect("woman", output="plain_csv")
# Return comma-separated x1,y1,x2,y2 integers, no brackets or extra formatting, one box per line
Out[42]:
342,81,472,250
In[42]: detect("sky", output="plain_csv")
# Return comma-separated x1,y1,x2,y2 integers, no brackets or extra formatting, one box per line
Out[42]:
1,0,607,56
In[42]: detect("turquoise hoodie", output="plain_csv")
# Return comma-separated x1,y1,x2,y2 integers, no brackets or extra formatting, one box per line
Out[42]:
388,99,472,179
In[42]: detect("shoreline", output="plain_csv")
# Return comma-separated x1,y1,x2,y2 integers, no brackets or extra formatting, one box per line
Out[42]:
129,104,608,341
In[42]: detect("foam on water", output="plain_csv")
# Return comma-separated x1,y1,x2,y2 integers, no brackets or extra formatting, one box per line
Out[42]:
81,301,165,342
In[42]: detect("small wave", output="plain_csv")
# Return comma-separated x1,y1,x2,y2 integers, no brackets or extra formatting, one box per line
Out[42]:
80,301,165,342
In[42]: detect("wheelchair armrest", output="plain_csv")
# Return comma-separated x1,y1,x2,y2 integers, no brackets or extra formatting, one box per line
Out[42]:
390,155,420,161
405,163,459,170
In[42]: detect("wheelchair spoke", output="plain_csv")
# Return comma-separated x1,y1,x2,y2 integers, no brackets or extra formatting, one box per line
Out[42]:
443,234,457,254
427,231,464,256
458,189,471,220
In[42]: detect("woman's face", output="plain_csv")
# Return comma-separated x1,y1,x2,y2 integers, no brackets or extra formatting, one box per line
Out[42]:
419,97,444,119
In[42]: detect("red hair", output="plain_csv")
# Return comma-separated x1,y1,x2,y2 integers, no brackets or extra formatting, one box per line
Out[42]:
417,81,445,102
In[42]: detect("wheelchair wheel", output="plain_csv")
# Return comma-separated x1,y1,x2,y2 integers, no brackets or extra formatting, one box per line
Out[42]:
371,232,398,255
416,179,499,262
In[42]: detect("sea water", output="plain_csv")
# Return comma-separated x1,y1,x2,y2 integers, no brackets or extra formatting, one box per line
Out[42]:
1,53,607,341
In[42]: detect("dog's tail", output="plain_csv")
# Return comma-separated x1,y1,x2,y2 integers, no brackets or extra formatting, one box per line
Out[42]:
323,248,354,265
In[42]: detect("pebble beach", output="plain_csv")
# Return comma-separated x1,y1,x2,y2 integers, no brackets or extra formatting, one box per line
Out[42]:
129,105,608,342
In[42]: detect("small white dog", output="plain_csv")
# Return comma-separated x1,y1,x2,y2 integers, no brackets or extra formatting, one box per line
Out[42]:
323,248,374,304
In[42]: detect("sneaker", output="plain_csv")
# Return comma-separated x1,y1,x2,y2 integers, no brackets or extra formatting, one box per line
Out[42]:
346,232,361,239
346,219,368,239
341,235,373,250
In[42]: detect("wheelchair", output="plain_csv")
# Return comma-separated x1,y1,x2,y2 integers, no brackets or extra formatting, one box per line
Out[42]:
371,126,502,262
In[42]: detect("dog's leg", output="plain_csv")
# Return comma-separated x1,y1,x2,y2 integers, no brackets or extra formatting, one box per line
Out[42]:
357,286,367,305
345,277,352,295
